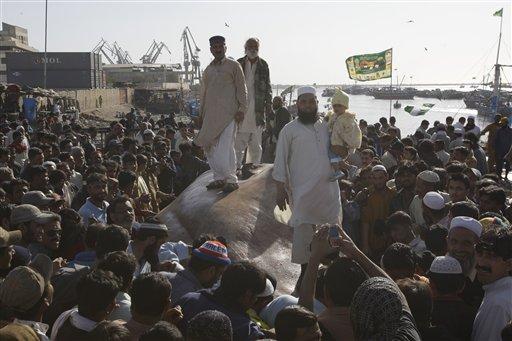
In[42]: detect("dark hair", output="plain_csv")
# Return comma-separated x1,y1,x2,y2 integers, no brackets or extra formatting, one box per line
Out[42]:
448,173,470,190
324,258,368,306
479,185,507,207
76,270,121,318
179,142,192,154
106,195,134,224
416,250,436,274
445,162,467,174
502,321,512,341
453,146,470,158
96,251,136,292
141,321,183,341
482,173,501,183
49,169,67,185
475,179,497,191
217,261,266,302
0,147,9,158
28,147,43,161
86,172,108,186
95,225,131,259
396,278,432,328
89,320,131,341
192,234,228,249
385,211,413,233
117,170,137,189
425,227,448,256
25,165,46,181
130,273,172,318
85,165,107,177
2,179,28,196
189,253,221,272
427,272,465,295
450,201,479,219
381,243,416,275
84,222,106,249
395,163,417,177
187,310,232,341
275,305,318,341
121,153,137,164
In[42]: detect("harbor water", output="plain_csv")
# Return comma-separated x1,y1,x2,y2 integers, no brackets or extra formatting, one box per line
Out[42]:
279,86,482,136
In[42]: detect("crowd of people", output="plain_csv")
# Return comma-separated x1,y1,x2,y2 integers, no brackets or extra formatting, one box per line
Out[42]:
0,33,511,341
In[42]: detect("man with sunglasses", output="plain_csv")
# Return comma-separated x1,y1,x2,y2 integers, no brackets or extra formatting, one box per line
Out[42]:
472,228,512,341
28,212,62,260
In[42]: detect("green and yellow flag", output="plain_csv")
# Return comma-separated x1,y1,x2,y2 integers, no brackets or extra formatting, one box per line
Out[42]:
346,49,392,82
493,8,503,17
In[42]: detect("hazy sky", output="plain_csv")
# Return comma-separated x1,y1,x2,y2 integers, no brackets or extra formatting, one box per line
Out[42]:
1,0,511,85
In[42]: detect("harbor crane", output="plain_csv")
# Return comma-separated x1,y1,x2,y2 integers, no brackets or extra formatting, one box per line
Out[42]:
92,38,133,64
141,40,173,64
181,27,201,84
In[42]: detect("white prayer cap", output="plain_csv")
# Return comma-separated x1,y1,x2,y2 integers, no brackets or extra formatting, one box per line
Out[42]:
418,170,440,183
469,168,482,179
372,165,387,173
429,256,462,274
450,216,482,237
434,131,447,140
297,86,317,98
468,115,476,120
423,191,445,210
143,129,155,137
257,279,275,298
454,128,464,135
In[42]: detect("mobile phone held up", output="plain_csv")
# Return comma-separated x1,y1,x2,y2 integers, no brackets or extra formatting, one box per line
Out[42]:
329,225,342,248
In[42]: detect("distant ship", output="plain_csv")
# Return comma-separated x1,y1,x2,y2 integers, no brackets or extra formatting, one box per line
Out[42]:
371,87,415,100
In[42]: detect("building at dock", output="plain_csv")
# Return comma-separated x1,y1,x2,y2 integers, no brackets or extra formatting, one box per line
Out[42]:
0,22,38,83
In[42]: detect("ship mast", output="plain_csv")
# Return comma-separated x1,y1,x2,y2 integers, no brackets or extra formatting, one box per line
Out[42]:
492,9,503,113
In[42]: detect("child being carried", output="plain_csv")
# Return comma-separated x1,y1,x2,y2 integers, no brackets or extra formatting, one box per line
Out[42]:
327,89,362,181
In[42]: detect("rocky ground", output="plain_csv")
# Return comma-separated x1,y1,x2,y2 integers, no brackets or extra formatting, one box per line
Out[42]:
77,104,135,128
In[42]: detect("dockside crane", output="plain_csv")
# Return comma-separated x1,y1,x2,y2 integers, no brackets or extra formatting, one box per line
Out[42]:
112,41,133,64
92,38,116,64
141,40,174,64
181,27,201,84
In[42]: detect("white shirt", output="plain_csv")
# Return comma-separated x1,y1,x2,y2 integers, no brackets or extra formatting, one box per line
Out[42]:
78,198,109,227
409,192,450,227
449,137,464,151
467,126,481,136
436,150,451,166
108,292,132,322
273,119,341,226
51,308,97,340
239,58,258,133
381,151,398,171
472,276,512,341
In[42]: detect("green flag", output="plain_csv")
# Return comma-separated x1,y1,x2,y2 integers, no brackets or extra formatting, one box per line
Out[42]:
345,49,392,82
280,85,294,97
493,8,503,17
404,103,435,116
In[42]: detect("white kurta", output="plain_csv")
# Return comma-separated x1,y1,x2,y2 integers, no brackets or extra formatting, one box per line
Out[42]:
472,276,512,341
273,119,341,227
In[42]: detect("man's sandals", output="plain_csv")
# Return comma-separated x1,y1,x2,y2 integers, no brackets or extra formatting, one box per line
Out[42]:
206,180,225,190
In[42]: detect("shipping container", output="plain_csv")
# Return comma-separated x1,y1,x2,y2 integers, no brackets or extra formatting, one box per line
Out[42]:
6,52,98,71
7,69,94,89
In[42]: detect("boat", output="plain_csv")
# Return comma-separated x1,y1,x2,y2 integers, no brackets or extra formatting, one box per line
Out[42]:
371,87,415,100
393,101,401,109
469,9,512,118
321,88,336,97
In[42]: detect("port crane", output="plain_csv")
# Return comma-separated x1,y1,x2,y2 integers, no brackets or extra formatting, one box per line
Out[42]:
181,27,201,84
92,38,133,64
141,40,173,64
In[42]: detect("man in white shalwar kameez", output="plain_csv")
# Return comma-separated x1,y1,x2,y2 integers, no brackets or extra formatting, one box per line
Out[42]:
273,86,341,288
194,35,248,193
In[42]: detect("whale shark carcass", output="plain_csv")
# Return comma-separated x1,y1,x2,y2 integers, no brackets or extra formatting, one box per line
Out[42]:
156,164,300,294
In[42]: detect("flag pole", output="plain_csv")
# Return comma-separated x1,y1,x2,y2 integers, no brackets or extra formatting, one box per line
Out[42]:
493,10,503,114
389,65,393,119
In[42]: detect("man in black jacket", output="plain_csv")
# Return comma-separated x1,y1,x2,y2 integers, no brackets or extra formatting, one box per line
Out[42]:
235,38,272,177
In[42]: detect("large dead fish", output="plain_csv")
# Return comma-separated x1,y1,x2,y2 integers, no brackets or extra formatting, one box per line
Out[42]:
156,164,300,294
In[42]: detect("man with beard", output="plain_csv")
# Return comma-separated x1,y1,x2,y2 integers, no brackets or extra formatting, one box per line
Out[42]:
409,170,450,229
107,195,136,231
195,35,247,193
422,191,449,230
389,163,417,214
447,216,484,308
464,115,481,136
168,240,230,303
235,38,272,176
472,228,512,341
273,86,341,289
127,222,170,276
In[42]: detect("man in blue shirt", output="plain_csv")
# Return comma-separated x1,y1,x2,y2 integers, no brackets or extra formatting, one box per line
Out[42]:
78,173,109,227
175,261,267,340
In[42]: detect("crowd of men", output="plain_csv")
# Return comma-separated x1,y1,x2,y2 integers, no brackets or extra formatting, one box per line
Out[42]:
0,33,511,341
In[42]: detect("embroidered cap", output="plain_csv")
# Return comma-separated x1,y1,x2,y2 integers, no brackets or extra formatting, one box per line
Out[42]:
450,216,482,238
192,241,231,266
422,191,445,210
429,256,462,274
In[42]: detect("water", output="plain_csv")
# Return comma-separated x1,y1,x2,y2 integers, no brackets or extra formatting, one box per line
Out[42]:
278,85,481,136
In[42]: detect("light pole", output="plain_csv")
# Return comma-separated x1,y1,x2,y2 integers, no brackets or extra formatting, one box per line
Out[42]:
43,0,48,89
410,76,413,86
